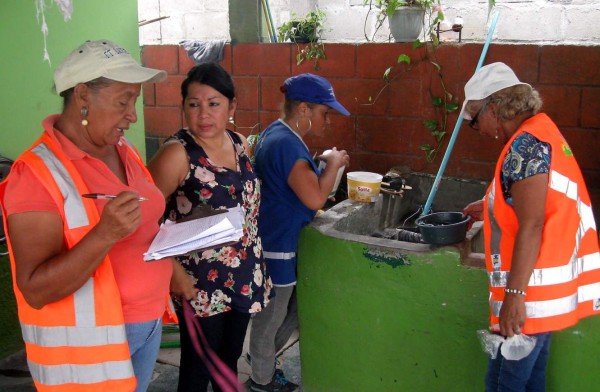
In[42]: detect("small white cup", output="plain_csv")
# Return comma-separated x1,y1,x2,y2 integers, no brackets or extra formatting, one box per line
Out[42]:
318,149,345,198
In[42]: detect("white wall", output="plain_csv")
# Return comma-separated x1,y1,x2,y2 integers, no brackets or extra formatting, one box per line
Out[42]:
138,0,600,45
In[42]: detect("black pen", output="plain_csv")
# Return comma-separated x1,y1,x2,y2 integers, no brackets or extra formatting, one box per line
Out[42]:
82,193,149,202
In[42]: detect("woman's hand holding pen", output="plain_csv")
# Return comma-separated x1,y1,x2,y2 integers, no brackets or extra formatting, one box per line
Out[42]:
94,192,144,244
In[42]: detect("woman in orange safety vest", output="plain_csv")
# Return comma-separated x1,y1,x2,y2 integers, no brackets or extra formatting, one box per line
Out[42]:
0,40,174,391
462,63,600,391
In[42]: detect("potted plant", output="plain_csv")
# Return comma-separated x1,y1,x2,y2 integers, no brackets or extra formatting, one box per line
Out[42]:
277,8,326,44
364,0,440,42
277,8,328,70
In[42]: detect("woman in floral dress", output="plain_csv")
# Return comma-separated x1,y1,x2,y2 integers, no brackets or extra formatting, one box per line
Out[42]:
148,63,271,392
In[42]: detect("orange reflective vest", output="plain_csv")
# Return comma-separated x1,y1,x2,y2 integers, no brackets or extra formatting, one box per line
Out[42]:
0,131,150,391
483,113,600,334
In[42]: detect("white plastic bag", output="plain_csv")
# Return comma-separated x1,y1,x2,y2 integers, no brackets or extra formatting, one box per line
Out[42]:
477,330,537,361
501,334,537,360
477,329,504,359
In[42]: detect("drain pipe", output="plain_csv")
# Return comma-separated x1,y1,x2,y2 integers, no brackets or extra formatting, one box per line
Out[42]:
421,11,500,216
262,0,277,43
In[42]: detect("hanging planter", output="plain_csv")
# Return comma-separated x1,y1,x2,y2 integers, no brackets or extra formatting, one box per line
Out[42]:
277,9,325,44
288,21,317,43
277,8,329,70
388,6,426,42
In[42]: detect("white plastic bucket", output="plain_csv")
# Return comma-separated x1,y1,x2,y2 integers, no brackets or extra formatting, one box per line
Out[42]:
347,171,383,203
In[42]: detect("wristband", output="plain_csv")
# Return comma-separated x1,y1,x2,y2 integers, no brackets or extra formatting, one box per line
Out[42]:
504,288,526,296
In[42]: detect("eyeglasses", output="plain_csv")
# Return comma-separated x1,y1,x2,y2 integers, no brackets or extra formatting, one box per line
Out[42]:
468,102,487,130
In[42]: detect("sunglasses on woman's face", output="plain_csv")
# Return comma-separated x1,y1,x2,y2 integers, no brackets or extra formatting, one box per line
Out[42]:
469,102,487,130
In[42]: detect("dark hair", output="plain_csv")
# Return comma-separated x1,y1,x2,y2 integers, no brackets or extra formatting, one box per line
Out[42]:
181,63,235,106
282,99,316,117
58,77,114,108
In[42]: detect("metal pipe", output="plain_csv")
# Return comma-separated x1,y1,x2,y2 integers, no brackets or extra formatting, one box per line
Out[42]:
260,0,275,43
138,16,170,27
263,0,277,43
421,11,500,216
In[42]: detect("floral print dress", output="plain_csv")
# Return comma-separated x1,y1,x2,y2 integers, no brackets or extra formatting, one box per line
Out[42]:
164,129,271,317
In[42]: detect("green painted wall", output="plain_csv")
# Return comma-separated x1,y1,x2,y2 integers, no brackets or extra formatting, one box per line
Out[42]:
297,227,600,391
0,0,147,161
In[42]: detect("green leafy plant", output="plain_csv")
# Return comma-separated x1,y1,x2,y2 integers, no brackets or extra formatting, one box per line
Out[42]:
371,0,438,16
362,0,496,163
277,8,328,70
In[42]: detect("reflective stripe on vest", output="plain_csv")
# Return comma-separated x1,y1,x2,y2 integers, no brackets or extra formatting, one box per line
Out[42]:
492,293,578,319
551,170,597,233
17,139,133,387
492,283,600,319
263,251,296,260
489,252,600,288
20,272,126,344
486,179,502,257
31,143,89,229
28,359,134,386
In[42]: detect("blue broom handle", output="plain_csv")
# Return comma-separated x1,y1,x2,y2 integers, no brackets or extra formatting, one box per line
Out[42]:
264,0,277,43
421,11,500,216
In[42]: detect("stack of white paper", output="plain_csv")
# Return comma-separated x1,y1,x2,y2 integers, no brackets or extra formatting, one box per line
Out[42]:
144,206,244,261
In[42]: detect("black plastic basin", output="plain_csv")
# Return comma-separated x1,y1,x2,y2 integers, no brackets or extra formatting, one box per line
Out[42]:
415,212,471,246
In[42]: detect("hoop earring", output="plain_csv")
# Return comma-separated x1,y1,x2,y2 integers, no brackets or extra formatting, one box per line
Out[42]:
81,107,89,126
295,118,312,134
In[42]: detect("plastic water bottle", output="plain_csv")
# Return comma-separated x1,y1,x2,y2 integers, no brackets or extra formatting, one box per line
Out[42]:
318,149,345,198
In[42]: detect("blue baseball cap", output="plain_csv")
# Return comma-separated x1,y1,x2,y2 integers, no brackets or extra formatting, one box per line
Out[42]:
282,73,350,116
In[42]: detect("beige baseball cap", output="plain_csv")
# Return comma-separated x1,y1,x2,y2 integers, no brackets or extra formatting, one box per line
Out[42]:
461,62,531,120
54,40,167,95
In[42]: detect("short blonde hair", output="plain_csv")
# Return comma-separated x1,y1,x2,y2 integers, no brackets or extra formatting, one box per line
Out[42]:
467,84,543,122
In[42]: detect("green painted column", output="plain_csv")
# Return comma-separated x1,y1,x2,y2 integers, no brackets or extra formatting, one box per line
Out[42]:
297,226,600,391
229,0,269,43
0,0,147,161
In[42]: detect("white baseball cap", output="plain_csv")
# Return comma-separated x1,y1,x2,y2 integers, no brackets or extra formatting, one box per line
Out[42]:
54,40,167,95
461,62,531,120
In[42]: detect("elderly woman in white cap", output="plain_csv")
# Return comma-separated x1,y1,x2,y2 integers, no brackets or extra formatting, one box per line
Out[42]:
0,40,173,391
247,73,350,392
462,62,600,391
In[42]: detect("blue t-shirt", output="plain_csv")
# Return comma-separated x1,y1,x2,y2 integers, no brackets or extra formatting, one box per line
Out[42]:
254,119,319,285
501,131,551,205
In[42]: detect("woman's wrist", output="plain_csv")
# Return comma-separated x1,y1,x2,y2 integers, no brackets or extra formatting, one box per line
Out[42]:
504,287,527,296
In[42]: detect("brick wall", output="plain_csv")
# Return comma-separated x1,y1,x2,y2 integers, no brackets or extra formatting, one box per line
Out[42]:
141,43,600,213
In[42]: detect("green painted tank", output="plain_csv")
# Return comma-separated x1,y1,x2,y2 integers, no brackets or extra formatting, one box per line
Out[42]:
297,197,600,391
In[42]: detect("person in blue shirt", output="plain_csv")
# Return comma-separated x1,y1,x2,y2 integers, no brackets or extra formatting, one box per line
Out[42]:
248,74,350,392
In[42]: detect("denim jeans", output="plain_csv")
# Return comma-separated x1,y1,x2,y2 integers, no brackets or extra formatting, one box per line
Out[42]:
249,285,298,385
485,332,552,392
126,318,163,392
